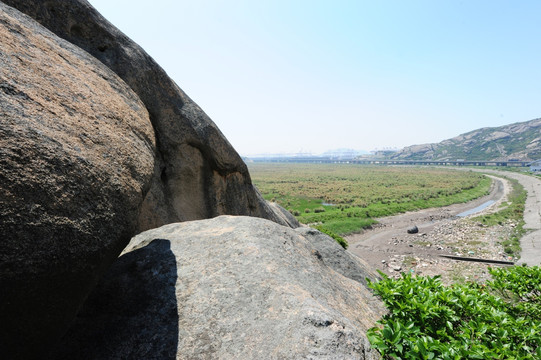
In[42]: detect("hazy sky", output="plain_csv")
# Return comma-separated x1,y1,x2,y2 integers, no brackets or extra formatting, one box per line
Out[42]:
88,0,541,155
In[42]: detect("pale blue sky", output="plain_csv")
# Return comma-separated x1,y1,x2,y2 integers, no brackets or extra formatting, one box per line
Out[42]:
88,0,541,155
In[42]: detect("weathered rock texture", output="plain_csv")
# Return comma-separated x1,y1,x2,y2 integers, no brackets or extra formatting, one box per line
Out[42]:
54,216,384,360
295,227,379,288
4,0,297,231
390,117,541,161
0,3,155,358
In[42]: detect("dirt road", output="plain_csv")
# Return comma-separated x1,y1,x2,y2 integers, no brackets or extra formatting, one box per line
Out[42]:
479,170,541,266
346,170,540,283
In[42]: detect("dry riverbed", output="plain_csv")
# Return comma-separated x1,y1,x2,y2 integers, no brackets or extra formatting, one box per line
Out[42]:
347,175,520,285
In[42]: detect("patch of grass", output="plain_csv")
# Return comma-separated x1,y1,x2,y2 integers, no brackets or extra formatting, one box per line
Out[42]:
403,256,417,267
317,217,377,235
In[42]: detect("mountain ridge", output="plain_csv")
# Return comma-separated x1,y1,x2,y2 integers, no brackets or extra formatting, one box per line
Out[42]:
390,118,541,161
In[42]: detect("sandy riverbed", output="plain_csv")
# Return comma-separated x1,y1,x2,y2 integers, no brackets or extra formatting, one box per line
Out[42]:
346,171,540,284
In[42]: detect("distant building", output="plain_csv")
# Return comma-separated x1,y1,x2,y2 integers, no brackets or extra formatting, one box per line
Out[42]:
529,160,541,172
372,149,399,157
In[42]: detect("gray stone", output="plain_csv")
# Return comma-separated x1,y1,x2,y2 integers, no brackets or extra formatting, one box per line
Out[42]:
268,201,303,229
0,3,155,358
3,0,299,230
294,227,381,287
407,225,419,234
54,216,384,359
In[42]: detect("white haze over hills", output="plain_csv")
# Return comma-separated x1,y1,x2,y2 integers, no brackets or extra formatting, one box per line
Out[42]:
88,0,541,156
243,148,372,159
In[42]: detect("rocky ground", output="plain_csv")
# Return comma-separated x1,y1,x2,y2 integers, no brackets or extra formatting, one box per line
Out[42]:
347,175,521,285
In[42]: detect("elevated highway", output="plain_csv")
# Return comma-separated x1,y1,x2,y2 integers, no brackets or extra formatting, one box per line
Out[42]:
252,157,529,167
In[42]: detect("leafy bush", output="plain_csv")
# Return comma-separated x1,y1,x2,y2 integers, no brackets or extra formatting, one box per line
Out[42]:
314,225,348,249
367,266,541,359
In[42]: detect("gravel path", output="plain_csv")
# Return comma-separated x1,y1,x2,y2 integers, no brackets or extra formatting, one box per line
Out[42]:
479,170,541,266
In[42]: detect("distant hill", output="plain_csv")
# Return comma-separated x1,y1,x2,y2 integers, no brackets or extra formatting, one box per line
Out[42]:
389,118,541,161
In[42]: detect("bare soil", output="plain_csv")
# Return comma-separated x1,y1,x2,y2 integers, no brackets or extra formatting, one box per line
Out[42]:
346,174,519,284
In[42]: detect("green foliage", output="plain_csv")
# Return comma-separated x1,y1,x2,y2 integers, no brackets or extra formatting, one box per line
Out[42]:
367,267,541,359
318,217,377,236
314,225,348,249
488,265,541,319
249,163,491,235
473,177,527,256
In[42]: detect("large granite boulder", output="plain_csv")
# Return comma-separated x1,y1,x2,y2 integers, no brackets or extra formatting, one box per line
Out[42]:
294,227,379,288
4,0,298,231
0,3,156,358
53,216,384,359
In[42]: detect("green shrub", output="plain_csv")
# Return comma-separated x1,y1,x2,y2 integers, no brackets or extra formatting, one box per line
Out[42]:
314,207,326,213
367,266,541,359
314,226,348,249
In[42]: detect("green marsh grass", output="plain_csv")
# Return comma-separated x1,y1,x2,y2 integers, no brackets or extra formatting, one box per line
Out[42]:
249,163,491,236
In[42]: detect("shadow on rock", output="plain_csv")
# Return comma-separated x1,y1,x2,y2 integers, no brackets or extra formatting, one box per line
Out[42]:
52,240,178,359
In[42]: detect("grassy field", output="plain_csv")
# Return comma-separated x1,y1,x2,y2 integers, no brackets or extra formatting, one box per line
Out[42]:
249,163,492,238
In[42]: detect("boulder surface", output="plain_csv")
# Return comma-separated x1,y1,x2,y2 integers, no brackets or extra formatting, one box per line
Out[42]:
4,0,298,230
0,3,155,358
54,216,384,359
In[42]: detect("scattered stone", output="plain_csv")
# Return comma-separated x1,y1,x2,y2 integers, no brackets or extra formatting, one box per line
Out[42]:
407,225,419,234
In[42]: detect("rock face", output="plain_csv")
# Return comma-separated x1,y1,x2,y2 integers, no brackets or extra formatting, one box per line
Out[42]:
390,117,541,161
0,3,156,358
4,0,297,231
0,1,302,357
294,227,379,288
53,216,384,360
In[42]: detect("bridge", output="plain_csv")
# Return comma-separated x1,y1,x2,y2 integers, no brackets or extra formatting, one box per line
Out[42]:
251,157,530,167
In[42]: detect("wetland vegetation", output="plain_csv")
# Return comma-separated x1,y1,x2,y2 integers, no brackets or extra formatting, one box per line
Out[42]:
249,163,492,241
